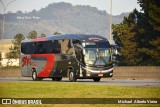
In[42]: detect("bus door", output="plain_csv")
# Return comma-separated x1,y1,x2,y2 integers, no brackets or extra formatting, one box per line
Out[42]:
57,39,75,76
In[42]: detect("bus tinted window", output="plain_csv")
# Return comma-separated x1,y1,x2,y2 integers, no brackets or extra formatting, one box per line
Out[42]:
98,42,110,48
21,42,36,54
72,39,81,45
48,40,61,54
37,42,46,54
21,40,61,54
60,39,73,55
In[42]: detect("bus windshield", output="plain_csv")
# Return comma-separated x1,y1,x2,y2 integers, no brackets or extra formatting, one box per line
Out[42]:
84,48,111,65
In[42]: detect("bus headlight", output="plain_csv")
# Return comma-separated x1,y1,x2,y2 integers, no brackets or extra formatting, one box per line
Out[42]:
110,73,113,76
87,74,90,76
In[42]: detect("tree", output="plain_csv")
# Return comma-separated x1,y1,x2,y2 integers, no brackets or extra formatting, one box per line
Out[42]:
112,9,142,65
6,33,25,61
112,0,160,66
137,0,160,65
138,0,160,31
40,33,46,37
27,30,38,39
53,32,61,35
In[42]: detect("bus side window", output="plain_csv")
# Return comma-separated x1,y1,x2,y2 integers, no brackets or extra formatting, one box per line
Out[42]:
30,42,36,54
45,41,53,53
21,43,26,54
72,39,81,45
61,39,69,54
52,40,61,54
21,42,36,54
36,42,46,54
26,42,36,54
67,39,74,55
60,39,73,55
45,40,61,54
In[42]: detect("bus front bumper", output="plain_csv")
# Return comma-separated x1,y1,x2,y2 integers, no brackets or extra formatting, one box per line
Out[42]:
81,67,113,78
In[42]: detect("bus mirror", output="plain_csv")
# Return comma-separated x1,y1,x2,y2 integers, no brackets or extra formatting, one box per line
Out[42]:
83,50,85,55
111,48,118,55
114,49,118,55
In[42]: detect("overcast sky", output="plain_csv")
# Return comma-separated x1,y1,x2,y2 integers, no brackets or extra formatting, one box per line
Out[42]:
0,0,141,15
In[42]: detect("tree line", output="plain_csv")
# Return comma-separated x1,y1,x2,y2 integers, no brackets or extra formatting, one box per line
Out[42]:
112,0,160,66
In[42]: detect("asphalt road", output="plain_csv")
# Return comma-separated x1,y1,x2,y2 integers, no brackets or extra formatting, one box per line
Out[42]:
0,77,160,86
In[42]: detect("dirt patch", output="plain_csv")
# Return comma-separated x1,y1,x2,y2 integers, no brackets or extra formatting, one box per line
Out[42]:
0,68,21,78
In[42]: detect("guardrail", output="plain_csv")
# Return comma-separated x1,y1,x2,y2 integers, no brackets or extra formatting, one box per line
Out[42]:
113,66,160,80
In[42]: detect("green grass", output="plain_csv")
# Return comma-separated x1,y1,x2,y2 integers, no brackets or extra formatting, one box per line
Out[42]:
0,82,159,107
0,82,160,98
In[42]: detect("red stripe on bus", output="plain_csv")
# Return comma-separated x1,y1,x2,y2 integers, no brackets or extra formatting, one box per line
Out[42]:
31,37,47,42
31,54,55,77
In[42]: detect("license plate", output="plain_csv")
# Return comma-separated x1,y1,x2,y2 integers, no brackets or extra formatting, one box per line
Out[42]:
98,74,103,76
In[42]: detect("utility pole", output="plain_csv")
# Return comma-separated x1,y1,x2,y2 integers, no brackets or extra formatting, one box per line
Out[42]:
0,0,16,59
109,0,113,44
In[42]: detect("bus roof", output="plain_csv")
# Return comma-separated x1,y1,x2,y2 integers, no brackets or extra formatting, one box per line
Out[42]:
21,34,108,43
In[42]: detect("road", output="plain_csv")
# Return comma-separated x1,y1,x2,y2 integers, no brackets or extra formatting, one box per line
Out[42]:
0,77,160,86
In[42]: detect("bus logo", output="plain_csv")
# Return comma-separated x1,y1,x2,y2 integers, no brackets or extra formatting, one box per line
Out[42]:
89,37,103,41
22,56,36,67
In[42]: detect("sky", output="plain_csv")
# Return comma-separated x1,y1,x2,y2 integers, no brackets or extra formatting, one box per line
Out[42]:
0,0,141,15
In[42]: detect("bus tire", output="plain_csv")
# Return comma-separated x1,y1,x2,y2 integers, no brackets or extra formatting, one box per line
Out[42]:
69,69,77,82
57,77,62,81
52,77,62,81
32,70,42,81
93,78,101,82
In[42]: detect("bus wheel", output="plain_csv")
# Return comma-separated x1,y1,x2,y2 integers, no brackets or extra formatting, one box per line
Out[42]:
93,78,101,82
57,77,62,81
32,70,42,81
52,77,62,81
69,69,77,82
52,78,55,81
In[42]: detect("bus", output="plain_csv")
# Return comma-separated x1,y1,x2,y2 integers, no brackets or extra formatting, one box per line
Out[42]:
20,34,114,82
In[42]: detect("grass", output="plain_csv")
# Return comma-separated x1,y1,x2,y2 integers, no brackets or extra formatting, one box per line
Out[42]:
0,82,160,107
0,82,160,98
